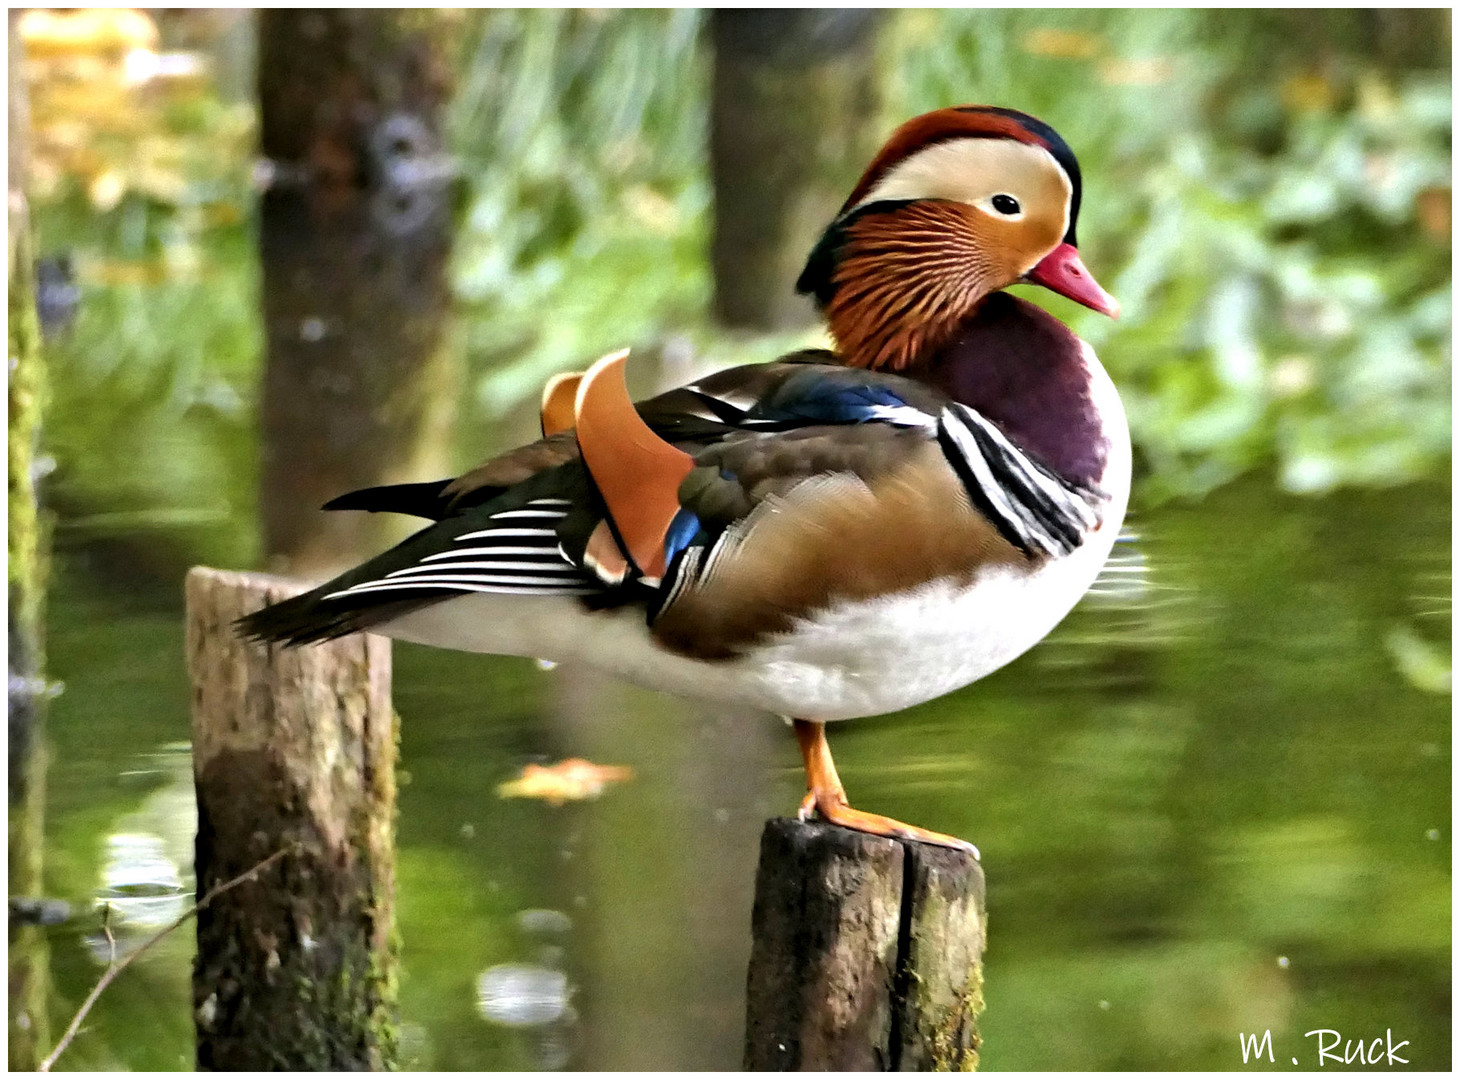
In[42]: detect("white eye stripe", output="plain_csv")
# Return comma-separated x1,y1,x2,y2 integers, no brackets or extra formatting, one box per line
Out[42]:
851,138,1070,237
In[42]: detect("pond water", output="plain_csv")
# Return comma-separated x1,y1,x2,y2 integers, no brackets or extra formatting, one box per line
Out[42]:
32,465,1450,1070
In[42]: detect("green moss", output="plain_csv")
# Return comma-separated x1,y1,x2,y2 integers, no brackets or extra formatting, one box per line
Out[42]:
926,975,984,1072
275,930,395,1069
366,932,402,1069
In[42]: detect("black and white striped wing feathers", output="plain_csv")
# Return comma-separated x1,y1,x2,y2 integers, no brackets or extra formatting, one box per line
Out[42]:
320,498,597,602
938,402,1104,558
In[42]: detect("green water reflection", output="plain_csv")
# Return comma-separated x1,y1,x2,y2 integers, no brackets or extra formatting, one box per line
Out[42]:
38,472,1449,1070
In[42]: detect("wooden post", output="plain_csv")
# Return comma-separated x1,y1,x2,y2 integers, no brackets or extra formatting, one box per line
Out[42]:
185,567,397,1070
744,818,985,1071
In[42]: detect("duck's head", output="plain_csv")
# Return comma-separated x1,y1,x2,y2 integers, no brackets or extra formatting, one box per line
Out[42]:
797,105,1119,372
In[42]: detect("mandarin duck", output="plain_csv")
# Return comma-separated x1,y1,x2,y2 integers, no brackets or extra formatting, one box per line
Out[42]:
240,105,1129,855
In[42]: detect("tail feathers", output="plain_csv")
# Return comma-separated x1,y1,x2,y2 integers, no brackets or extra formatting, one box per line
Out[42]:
321,479,456,520
235,588,443,646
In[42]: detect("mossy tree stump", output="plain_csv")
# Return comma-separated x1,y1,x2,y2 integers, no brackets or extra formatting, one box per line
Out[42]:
744,818,985,1071
186,567,397,1070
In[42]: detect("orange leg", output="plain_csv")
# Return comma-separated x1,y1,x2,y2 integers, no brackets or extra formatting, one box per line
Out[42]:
792,719,978,857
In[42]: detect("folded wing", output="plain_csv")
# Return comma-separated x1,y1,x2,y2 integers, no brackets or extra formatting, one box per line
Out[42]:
238,349,1104,651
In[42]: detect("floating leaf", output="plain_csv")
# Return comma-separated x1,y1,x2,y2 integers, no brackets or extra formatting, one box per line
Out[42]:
497,758,634,806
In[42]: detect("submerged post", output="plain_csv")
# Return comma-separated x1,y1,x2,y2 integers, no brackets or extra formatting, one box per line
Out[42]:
185,567,397,1070
744,818,985,1071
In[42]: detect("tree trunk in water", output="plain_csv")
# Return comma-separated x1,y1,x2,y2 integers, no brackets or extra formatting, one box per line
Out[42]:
187,568,397,1070
8,13,52,1068
257,9,461,579
709,9,883,331
552,667,779,1069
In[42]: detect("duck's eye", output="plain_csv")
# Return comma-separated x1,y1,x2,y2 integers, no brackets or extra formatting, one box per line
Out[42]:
990,194,1021,216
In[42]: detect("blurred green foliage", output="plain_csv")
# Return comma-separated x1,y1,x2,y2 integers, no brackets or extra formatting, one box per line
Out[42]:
896,9,1452,503
441,8,1452,501
25,7,259,569
30,9,1450,525
445,9,712,410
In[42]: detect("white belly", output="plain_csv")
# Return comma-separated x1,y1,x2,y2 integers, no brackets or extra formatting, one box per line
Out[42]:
381,349,1131,721
378,507,1121,720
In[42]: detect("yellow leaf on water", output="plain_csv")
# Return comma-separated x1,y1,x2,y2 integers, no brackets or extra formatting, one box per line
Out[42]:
497,758,635,806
